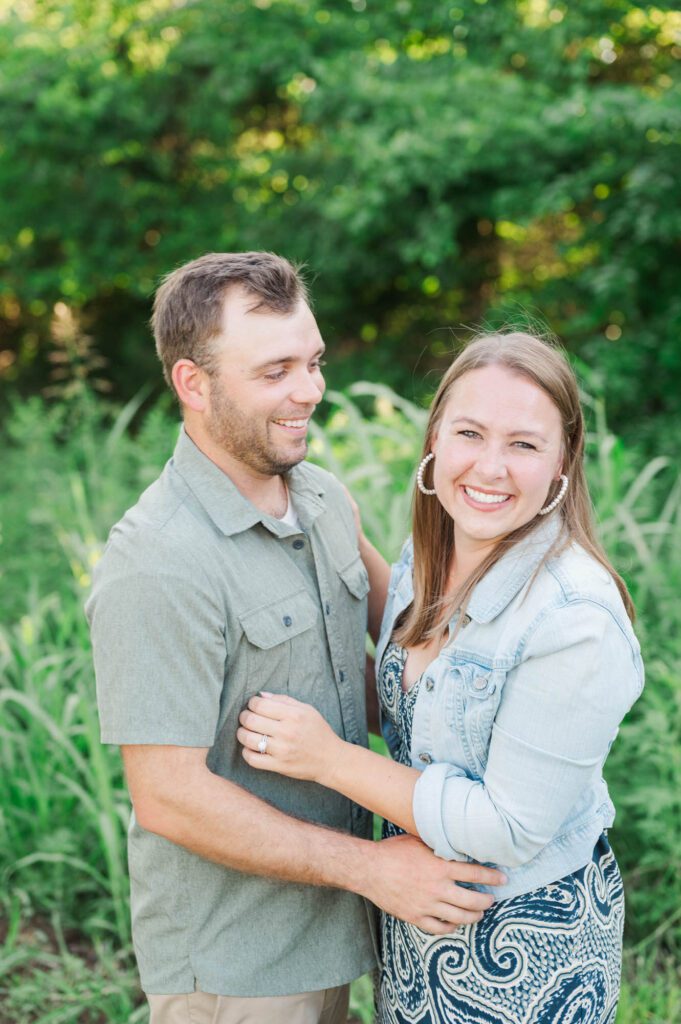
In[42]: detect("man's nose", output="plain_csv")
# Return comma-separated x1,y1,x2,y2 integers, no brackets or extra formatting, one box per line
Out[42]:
291,369,325,405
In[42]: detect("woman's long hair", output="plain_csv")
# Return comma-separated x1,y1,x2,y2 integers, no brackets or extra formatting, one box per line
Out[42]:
394,331,635,647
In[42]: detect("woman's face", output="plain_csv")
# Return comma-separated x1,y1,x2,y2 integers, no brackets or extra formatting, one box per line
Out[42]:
430,364,564,557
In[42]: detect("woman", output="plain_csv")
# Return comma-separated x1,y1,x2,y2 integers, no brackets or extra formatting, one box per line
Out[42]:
237,332,643,1024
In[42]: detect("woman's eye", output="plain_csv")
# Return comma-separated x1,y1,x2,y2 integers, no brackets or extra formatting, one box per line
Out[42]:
513,441,536,450
311,359,327,370
458,430,481,439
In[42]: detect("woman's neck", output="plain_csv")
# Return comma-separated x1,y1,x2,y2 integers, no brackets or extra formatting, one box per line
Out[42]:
446,534,498,596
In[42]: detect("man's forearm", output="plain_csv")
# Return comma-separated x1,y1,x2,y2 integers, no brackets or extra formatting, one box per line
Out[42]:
139,758,373,890
123,743,505,934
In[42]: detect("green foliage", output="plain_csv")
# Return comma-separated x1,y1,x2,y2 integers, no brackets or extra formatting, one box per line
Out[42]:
1,0,680,440
1,384,680,1019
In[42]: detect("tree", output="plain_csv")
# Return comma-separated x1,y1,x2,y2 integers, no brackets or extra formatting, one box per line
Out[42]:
1,0,679,440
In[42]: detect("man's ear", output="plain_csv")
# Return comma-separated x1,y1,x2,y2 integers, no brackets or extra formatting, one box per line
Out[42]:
172,359,209,413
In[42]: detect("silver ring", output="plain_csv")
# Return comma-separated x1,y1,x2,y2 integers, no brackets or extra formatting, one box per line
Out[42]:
258,734,269,755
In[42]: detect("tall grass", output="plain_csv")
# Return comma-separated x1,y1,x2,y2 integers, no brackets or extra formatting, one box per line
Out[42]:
1,386,680,1021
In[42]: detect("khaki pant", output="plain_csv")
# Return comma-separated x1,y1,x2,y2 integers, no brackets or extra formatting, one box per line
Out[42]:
147,983,350,1024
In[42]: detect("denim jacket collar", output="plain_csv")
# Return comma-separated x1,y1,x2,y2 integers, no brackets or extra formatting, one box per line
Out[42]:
467,516,564,623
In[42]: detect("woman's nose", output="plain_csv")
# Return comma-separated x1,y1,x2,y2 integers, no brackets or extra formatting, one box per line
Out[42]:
474,445,507,480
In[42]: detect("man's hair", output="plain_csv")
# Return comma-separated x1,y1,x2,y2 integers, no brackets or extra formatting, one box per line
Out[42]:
151,251,309,390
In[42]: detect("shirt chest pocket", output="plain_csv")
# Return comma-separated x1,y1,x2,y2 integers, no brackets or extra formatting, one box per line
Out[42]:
337,555,370,601
239,590,323,698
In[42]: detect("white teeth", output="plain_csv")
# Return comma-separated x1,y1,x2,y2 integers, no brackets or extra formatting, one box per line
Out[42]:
274,419,308,428
464,486,511,505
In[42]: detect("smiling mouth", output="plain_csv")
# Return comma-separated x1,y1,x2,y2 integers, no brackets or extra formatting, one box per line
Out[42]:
272,417,310,431
463,485,513,506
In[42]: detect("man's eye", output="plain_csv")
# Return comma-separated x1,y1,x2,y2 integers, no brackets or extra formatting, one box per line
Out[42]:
264,370,287,381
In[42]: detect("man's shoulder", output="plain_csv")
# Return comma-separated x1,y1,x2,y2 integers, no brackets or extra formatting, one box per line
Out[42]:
297,459,343,493
94,464,208,585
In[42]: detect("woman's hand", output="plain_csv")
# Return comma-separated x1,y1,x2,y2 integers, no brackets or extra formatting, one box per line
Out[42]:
238,693,345,783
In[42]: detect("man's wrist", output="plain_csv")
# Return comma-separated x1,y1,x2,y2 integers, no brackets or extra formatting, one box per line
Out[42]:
319,831,379,900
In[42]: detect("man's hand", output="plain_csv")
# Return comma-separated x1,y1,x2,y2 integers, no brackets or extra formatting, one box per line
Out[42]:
361,833,503,934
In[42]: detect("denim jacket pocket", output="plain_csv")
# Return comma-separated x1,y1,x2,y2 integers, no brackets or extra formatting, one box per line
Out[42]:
438,661,505,777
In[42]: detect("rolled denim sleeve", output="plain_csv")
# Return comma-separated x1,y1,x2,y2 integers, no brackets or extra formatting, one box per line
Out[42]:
413,600,643,867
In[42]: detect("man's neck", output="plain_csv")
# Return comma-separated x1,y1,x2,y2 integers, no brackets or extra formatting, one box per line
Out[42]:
184,423,288,518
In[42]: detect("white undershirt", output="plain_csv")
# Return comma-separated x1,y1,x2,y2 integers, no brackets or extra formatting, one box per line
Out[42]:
278,489,301,530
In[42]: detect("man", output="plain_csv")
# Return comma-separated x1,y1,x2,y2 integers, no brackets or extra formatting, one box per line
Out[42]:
86,252,502,1024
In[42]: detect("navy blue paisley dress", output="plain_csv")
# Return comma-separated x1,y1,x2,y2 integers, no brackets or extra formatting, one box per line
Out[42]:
377,642,625,1024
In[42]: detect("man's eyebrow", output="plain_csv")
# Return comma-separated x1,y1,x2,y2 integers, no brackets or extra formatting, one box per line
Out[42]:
251,344,325,373
449,417,548,442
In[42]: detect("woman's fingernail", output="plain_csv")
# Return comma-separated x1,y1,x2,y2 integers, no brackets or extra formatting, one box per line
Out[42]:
260,691,273,697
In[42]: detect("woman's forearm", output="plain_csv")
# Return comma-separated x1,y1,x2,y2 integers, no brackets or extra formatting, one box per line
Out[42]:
239,694,418,834
320,737,419,835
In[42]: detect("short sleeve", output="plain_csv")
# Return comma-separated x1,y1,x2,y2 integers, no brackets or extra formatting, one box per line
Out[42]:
87,572,226,746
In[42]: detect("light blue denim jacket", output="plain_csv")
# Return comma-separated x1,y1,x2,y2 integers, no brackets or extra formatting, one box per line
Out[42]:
375,518,644,900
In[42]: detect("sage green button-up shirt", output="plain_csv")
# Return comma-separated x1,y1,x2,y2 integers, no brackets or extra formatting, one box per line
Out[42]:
86,427,377,996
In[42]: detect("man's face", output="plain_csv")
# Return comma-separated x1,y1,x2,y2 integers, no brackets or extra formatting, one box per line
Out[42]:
203,288,326,477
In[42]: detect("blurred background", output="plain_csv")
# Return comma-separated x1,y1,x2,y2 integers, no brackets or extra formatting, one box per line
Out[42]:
1,1,680,1021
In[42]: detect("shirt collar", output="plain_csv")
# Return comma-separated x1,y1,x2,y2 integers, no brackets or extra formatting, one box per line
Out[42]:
466,515,565,623
171,426,326,537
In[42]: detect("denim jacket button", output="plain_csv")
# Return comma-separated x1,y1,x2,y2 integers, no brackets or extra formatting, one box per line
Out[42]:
425,677,435,692
473,676,488,690
418,752,433,764
461,613,472,627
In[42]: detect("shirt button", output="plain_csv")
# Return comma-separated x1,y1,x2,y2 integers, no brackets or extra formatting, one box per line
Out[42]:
325,602,331,615
474,676,488,690
339,670,345,683
418,752,433,765
425,677,435,692
292,539,304,550
283,615,293,627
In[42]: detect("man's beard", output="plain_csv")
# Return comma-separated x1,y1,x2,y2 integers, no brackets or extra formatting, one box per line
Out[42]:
206,381,307,477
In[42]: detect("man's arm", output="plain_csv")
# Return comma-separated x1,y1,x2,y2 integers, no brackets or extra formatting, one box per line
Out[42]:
123,744,504,935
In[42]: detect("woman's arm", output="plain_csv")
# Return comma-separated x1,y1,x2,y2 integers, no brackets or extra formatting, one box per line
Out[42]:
359,532,391,645
343,485,390,644
413,601,643,866
240,602,642,870
238,693,420,834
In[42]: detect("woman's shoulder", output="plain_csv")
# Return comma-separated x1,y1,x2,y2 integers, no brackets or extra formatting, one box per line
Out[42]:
545,542,627,612
526,541,640,662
